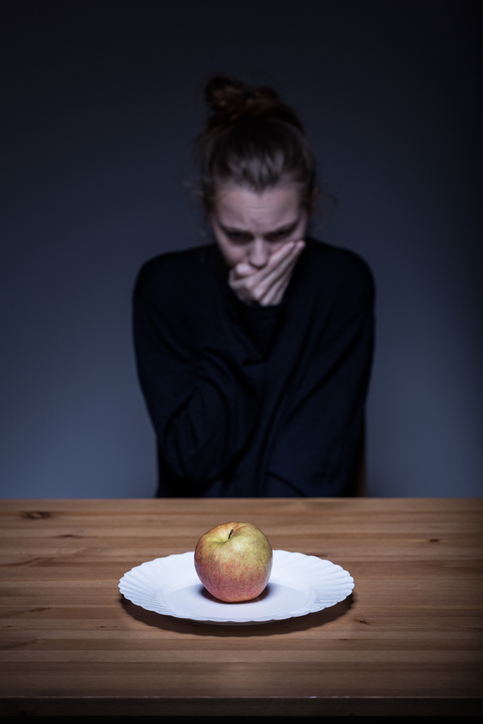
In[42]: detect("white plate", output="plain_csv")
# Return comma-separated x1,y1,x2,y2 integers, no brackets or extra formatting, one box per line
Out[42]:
119,550,354,625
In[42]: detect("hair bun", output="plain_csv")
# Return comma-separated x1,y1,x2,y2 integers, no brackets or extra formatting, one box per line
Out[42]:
204,75,283,127
205,76,246,113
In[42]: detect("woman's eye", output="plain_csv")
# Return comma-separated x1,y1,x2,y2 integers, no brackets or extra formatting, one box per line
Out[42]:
226,231,251,243
266,229,291,241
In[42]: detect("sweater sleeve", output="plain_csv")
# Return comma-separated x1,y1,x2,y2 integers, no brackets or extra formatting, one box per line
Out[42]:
132,255,279,489
266,251,375,496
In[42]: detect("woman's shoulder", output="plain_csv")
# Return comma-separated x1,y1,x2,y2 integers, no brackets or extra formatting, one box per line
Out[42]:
133,244,219,300
135,244,207,280
306,237,372,276
302,238,375,307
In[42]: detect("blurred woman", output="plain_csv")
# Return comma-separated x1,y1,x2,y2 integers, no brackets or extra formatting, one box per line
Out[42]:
133,76,375,497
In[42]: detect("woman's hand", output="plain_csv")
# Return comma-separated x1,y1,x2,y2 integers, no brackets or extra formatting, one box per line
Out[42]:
228,240,305,306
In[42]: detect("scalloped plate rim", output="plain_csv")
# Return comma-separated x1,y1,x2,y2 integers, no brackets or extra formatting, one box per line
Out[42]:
119,549,354,625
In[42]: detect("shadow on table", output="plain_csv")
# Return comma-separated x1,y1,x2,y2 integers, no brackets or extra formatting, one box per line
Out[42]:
120,592,355,636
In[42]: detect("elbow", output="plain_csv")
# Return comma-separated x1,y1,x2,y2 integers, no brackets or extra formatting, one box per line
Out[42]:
158,428,230,486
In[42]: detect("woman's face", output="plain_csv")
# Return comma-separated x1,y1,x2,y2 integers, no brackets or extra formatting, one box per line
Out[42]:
210,184,310,269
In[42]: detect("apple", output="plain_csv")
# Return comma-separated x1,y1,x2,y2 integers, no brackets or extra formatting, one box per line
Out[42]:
194,522,273,602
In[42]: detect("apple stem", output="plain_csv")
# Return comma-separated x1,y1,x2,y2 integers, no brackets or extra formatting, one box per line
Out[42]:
228,529,234,539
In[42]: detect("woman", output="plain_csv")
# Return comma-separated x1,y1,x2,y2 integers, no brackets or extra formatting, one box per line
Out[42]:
133,76,375,498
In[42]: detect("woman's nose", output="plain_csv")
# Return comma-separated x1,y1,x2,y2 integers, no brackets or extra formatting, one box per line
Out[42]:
248,238,270,268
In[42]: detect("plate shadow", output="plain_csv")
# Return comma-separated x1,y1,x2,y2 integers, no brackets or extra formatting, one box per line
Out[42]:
120,591,355,637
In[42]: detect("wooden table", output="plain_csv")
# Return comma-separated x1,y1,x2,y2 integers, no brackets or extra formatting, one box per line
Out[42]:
0,498,482,717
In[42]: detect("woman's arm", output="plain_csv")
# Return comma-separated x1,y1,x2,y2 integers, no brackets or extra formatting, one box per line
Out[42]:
132,255,271,488
266,251,375,496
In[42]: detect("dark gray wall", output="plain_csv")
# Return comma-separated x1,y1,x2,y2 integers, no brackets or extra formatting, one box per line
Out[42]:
1,0,481,498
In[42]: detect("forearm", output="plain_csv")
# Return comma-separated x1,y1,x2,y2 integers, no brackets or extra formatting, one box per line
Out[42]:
133,294,267,486
266,308,374,496
140,351,263,485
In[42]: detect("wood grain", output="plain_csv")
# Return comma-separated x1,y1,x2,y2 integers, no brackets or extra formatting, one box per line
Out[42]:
0,498,482,716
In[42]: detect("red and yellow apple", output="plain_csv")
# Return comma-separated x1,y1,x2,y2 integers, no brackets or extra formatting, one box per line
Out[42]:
194,522,273,602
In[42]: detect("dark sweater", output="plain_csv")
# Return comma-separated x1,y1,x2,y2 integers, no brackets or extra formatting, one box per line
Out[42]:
132,238,375,497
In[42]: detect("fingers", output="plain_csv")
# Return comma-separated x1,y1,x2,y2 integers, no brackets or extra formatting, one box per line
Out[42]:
231,262,255,278
269,240,305,278
260,275,291,306
232,239,303,280
272,239,305,263
254,241,305,304
229,240,305,306
259,247,302,305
